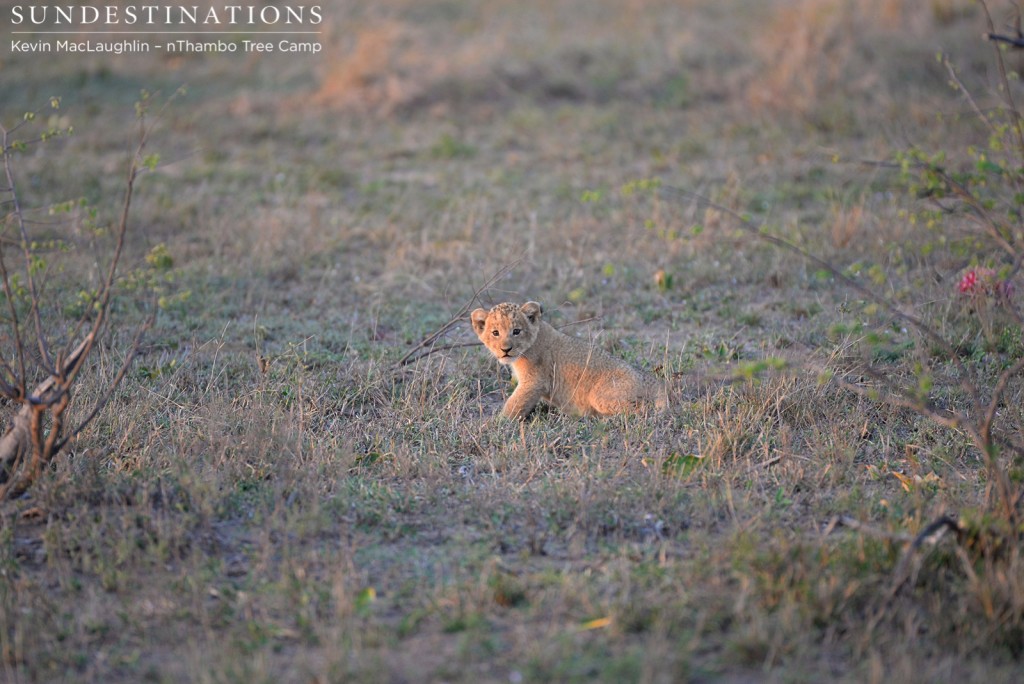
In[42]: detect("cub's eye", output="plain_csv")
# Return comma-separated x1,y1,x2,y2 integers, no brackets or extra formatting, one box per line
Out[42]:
512,328,521,336
491,330,499,336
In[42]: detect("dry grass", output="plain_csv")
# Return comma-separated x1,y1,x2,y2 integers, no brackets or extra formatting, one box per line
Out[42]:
3,0,1024,682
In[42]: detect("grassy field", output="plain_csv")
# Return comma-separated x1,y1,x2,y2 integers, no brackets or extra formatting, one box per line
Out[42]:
4,0,1024,681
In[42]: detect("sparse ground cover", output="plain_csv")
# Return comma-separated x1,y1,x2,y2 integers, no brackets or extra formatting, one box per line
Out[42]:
3,0,1024,681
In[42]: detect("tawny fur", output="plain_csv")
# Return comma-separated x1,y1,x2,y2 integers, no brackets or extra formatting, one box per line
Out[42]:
470,301,667,419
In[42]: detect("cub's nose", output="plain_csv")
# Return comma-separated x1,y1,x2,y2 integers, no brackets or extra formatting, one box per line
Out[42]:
501,344,513,353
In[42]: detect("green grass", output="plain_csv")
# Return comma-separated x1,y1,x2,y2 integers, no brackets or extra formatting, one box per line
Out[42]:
3,0,1024,682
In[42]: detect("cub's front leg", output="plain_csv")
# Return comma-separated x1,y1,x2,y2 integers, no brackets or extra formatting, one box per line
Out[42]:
502,383,545,420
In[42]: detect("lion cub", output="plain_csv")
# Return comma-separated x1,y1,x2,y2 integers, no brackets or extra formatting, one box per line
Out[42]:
470,301,667,419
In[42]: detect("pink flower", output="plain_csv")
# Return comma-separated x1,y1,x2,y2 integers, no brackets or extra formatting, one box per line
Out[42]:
959,270,978,293
958,267,1015,300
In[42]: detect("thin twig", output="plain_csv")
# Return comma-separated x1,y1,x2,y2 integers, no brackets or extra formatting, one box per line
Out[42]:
64,118,146,384
662,185,982,406
859,155,1019,259
664,185,1022,521
982,355,1024,446
985,31,1024,47
936,168,1017,258
909,515,962,550
395,341,477,367
3,125,54,376
0,131,28,389
824,515,914,543
831,367,1016,520
982,0,1024,168
887,516,963,599
57,307,156,451
393,258,523,368
554,315,603,330
827,513,962,605
64,89,181,380
943,55,998,136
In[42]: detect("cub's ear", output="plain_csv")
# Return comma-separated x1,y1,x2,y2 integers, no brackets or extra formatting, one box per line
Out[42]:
521,301,543,323
470,308,489,334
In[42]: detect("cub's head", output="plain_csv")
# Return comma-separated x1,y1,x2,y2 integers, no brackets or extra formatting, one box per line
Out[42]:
470,301,543,364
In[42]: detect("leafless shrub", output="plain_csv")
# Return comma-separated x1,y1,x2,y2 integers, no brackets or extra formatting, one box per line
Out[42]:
0,95,171,503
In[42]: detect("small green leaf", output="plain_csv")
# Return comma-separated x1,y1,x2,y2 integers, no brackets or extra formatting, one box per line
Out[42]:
976,158,1004,175
355,587,377,614
662,453,704,477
